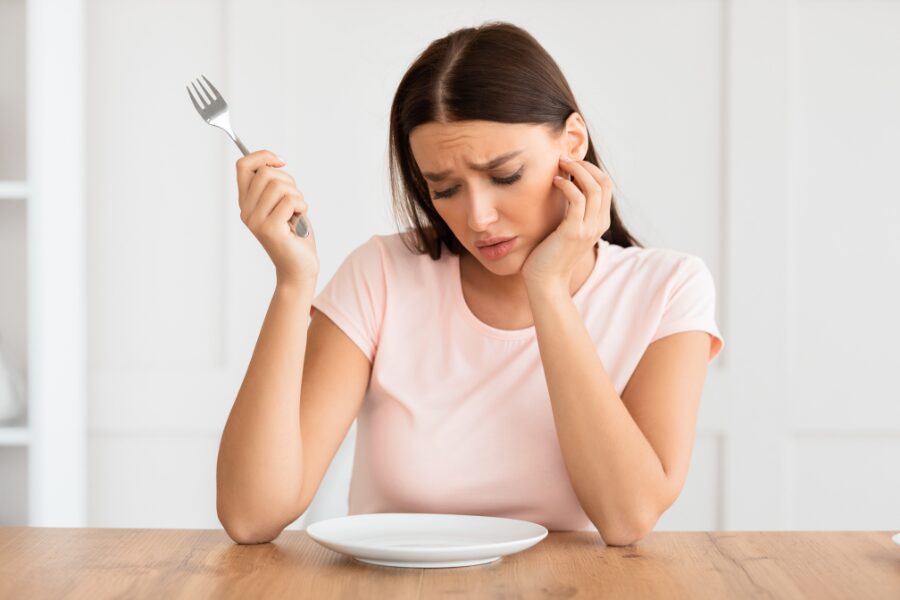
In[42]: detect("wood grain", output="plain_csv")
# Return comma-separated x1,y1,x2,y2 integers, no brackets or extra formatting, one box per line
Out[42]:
0,528,896,599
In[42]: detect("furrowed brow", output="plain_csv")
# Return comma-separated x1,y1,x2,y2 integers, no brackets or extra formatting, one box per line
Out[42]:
421,149,524,182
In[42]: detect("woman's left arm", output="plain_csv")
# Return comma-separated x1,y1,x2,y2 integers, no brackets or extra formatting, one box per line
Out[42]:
526,279,711,546
522,157,711,546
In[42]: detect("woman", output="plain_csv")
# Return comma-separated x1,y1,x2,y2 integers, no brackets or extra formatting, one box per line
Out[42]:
217,21,724,547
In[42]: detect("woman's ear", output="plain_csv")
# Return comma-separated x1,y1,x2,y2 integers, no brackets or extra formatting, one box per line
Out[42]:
563,111,590,160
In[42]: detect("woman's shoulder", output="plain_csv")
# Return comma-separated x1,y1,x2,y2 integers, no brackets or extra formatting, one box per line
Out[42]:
369,231,456,266
353,232,452,287
603,241,711,287
343,232,419,264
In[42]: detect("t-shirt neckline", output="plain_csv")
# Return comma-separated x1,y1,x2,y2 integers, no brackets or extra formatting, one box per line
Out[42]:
452,239,608,341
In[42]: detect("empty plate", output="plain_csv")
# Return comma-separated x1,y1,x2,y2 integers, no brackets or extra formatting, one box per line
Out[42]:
305,512,549,568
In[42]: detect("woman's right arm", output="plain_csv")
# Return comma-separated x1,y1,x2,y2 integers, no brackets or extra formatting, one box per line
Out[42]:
217,149,319,543
216,280,314,544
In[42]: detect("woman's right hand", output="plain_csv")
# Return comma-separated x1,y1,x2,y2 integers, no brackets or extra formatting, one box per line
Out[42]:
236,150,319,287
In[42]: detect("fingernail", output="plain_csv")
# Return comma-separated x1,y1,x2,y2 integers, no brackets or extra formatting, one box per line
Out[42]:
276,155,286,164
554,175,564,180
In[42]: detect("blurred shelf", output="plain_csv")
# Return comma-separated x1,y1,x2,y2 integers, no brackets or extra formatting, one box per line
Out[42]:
0,0,88,527
0,181,28,200
0,425,29,446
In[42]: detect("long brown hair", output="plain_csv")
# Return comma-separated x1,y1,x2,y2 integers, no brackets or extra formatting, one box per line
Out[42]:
388,21,643,260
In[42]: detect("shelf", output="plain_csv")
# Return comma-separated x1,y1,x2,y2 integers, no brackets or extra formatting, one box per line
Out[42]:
0,425,29,446
0,181,27,200
0,0,87,526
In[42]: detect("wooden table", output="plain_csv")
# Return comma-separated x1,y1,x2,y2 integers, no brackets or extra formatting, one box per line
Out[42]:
0,528,897,598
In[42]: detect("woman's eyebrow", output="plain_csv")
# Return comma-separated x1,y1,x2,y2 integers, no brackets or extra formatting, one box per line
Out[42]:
421,149,525,182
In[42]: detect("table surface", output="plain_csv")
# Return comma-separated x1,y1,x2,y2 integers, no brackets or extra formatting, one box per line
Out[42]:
0,527,897,599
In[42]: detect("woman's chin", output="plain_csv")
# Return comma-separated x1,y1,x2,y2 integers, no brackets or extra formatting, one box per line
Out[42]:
478,255,526,277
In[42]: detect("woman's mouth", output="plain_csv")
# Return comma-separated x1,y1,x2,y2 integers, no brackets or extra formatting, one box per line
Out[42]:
476,236,517,260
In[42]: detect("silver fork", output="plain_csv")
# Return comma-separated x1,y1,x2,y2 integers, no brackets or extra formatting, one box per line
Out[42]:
186,74,310,238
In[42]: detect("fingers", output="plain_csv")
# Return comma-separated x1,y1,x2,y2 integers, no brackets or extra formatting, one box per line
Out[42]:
246,178,304,232
577,160,613,224
236,149,286,200
277,194,309,229
558,157,602,199
557,157,612,226
261,194,309,239
242,166,297,217
553,175,586,225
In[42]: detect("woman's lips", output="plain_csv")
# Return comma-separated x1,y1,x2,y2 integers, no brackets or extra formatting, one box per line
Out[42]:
475,235,516,247
476,236,517,260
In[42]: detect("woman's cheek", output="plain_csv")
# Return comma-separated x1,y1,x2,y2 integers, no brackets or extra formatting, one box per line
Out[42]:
532,182,565,228
545,176,567,211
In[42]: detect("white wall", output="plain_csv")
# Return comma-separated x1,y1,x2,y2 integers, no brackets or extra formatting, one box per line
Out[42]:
71,0,899,532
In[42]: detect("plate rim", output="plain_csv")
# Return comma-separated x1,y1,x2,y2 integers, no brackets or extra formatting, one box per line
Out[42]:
305,512,549,553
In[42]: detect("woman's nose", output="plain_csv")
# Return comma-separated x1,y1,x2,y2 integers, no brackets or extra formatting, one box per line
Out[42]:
466,192,499,230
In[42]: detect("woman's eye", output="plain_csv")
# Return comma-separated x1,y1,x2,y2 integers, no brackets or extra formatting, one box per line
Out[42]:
494,171,523,185
432,168,524,200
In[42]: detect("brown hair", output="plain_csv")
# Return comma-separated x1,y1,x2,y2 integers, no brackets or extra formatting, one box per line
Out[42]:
388,20,644,260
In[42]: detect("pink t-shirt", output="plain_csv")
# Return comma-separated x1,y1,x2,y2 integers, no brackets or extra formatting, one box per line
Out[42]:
310,231,724,532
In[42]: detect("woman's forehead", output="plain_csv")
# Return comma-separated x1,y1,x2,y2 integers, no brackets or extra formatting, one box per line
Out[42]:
410,121,548,167
411,120,540,144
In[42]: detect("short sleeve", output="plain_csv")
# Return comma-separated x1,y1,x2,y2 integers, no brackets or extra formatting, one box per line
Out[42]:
650,255,725,363
310,235,386,363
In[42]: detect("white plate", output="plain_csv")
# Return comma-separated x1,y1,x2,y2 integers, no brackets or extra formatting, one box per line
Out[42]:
305,512,549,568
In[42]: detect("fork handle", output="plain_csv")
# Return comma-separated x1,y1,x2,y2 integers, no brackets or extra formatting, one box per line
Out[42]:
233,134,311,238
234,136,250,157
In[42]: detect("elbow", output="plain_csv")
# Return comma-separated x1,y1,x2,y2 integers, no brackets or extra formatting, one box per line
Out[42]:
216,490,302,545
598,512,657,547
602,528,651,547
595,480,674,546
220,516,283,545
218,503,287,545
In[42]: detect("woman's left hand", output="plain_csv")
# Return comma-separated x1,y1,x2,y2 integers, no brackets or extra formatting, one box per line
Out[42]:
521,156,613,289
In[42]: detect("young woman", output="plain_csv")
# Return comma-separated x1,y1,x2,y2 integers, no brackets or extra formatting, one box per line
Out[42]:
217,21,724,547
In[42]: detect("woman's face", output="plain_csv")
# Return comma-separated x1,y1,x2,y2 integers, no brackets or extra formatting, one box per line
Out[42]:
409,116,587,276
